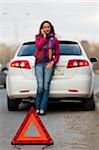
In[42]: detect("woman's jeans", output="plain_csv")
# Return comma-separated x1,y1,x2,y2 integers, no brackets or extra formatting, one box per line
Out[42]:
35,63,54,111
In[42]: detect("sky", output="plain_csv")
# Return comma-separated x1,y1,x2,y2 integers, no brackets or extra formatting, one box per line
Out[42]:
0,0,99,44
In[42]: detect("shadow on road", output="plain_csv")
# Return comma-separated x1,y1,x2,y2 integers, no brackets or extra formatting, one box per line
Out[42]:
18,100,88,112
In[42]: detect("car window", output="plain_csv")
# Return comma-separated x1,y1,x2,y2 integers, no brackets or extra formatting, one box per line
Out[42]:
17,42,82,56
17,44,36,56
59,44,82,55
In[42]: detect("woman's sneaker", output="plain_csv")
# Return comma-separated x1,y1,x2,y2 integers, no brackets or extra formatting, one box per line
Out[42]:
40,109,45,115
36,109,40,114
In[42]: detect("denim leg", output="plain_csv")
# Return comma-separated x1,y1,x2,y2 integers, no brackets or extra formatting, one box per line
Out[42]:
35,64,44,109
40,66,54,111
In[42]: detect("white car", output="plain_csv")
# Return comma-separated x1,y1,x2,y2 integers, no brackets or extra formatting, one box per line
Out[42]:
6,40,97,111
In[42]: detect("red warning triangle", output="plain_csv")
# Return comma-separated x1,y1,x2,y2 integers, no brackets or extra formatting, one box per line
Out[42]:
11,107,53,145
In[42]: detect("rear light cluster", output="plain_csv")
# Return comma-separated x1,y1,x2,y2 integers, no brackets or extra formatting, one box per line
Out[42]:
10,60,31,69
67,59,89,68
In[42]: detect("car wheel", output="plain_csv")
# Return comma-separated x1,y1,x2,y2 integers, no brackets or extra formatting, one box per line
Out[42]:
7,96,20,111
4,84,6,88
82,94,95,110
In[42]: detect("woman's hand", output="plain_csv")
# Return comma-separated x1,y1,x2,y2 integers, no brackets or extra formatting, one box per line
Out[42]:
41,29,46,37
46,61,54,69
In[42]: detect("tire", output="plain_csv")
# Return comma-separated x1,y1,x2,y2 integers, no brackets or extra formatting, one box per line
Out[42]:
4,84,6,88
7,96,20,111
82,94,95,110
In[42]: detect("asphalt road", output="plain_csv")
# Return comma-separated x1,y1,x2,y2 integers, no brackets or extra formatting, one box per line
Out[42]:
0,76,99,150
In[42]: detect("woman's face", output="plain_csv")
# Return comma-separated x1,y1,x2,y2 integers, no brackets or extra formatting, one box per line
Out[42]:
42,22,51,34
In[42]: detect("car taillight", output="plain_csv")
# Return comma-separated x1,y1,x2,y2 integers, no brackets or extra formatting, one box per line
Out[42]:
67,59,89,68
10,60,31,69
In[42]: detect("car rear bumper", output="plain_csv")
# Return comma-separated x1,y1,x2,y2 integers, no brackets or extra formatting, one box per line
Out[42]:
6,74,94,99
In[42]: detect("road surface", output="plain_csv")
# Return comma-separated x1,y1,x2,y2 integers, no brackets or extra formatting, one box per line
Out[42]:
0,75,99,150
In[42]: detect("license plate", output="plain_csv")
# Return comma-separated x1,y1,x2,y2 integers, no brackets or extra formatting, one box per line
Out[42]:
54,67,63,75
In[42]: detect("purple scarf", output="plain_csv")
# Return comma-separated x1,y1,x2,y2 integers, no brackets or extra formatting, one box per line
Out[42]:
43,33,54,50
42,33,54,63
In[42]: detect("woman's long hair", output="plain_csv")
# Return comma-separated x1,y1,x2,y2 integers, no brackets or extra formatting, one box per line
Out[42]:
38,20,55,36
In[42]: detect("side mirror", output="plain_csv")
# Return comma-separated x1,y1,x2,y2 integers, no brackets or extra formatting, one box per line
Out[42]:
0,63,2,71
90,57,98,63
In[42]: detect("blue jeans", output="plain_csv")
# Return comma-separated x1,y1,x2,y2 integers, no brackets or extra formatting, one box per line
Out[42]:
35,63,54,111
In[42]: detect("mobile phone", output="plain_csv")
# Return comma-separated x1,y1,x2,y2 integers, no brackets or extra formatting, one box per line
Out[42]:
46,33,50,39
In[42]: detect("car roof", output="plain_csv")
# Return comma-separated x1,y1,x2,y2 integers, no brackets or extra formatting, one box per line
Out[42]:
22,40,79,45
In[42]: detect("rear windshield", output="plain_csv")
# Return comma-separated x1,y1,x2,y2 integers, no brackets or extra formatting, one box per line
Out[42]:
17,44,36,56
17,43,82,56
60,43,81,55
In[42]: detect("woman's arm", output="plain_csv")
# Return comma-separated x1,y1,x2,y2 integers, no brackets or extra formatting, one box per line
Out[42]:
36,34,47,50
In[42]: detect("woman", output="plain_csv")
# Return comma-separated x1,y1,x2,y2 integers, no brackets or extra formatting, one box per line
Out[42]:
34,20,60,115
